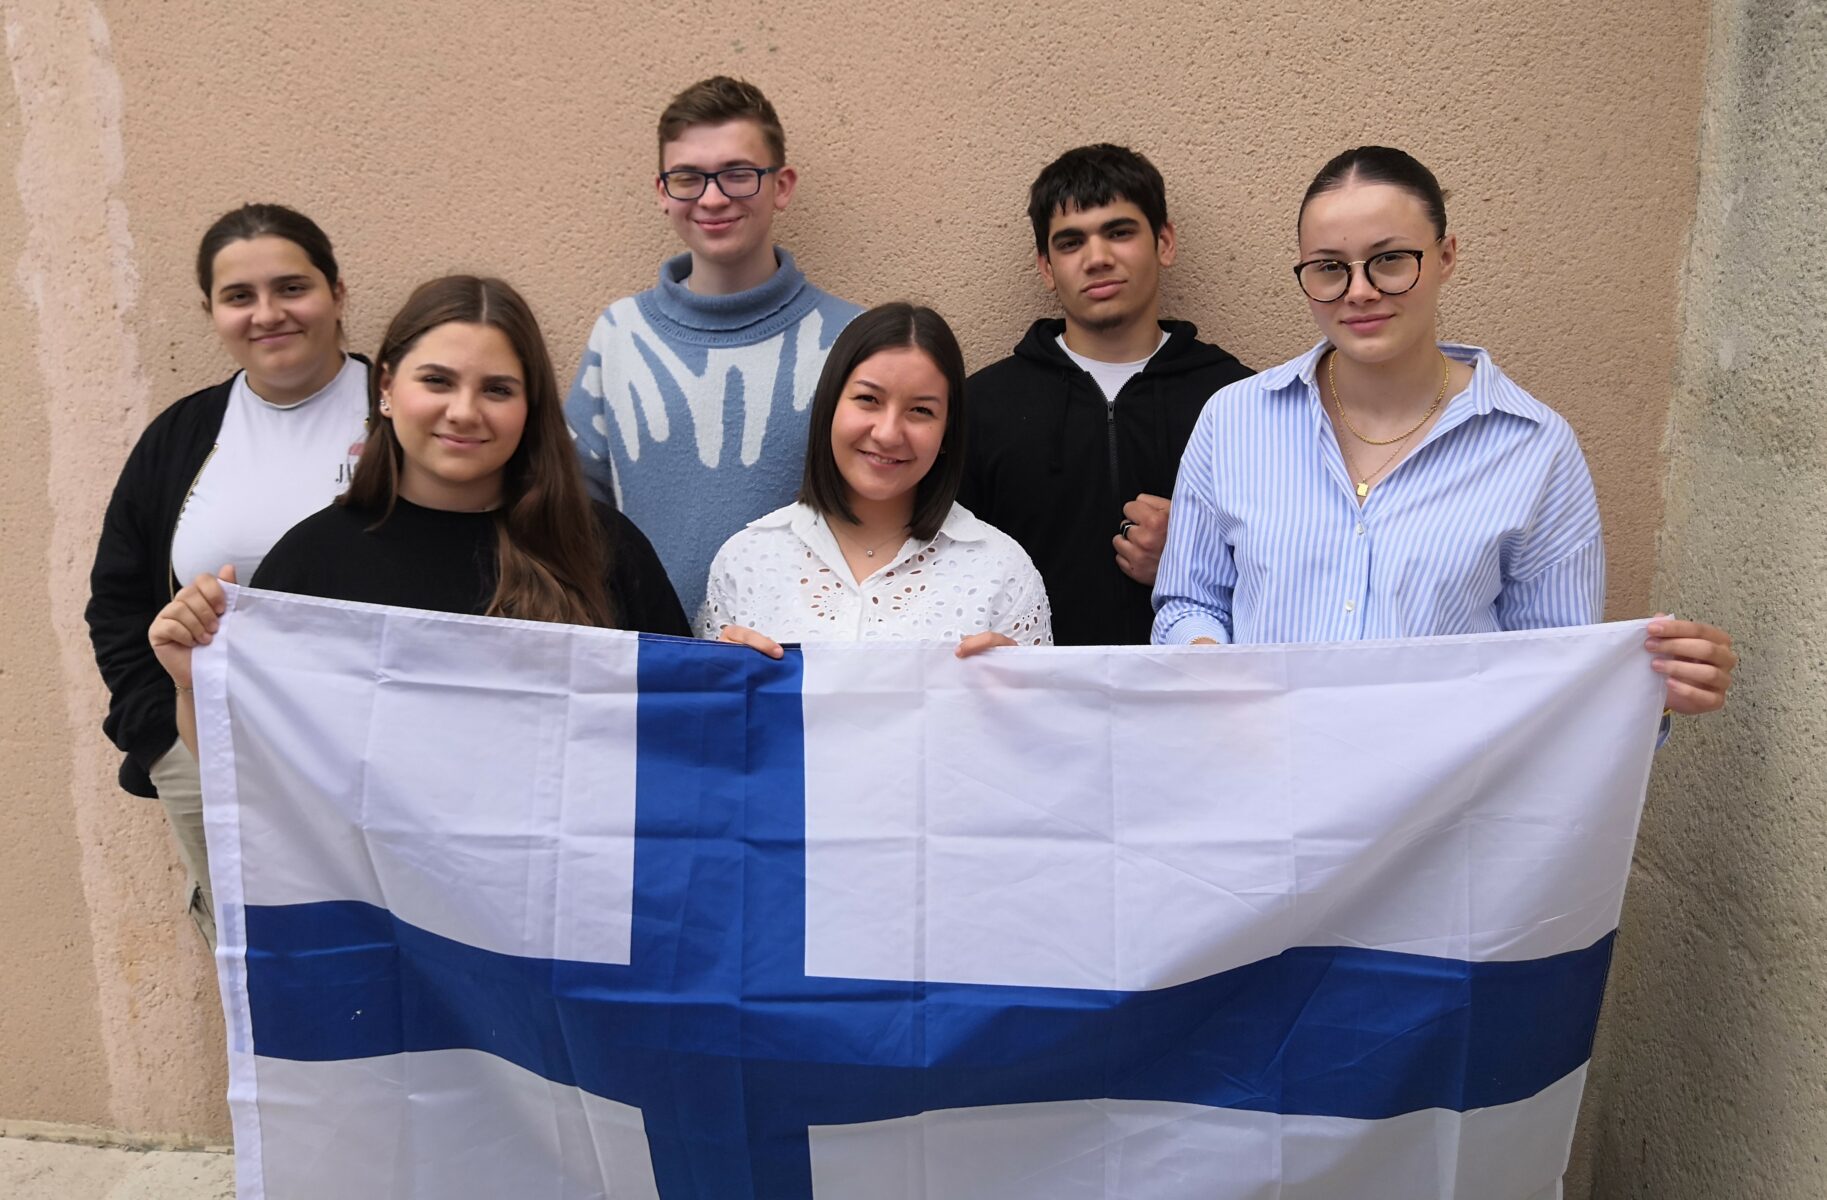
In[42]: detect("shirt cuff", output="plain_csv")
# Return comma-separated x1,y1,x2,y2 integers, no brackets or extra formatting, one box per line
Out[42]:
1156,612,1233,646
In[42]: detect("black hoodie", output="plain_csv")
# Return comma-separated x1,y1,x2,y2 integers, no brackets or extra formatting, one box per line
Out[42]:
960,320,1251,646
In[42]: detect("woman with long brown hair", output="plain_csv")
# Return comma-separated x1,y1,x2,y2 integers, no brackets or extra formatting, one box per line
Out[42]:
148,276,687,755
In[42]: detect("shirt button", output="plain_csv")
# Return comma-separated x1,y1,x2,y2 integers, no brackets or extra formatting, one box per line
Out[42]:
1355,523,1366,536
1344,600,1356,613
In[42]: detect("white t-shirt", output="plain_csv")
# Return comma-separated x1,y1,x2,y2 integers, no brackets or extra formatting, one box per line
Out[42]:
171,356,370,585
1056,330,1170,405
698,502,1053,645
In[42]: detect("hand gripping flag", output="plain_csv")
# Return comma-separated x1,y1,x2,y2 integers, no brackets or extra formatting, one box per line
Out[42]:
194,587,1664,1200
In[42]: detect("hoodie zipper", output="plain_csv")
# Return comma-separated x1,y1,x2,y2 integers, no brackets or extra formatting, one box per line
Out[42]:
168,443,218,598
1106,396,1121,512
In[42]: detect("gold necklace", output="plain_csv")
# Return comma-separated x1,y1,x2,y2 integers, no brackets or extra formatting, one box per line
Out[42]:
1327,350,1450,447
833,521,907,559
1345,427,1420,499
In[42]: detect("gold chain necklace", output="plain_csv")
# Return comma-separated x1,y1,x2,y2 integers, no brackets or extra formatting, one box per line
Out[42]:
1328,351,1452,498
1345,428,1421,499
1327,350,1450,446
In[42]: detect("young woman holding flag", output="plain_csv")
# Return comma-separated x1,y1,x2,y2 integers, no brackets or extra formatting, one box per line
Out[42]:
1152,146,1735,717
146,275,688,757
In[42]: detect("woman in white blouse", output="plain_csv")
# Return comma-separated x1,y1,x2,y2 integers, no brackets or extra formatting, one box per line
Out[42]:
701,302,1052,656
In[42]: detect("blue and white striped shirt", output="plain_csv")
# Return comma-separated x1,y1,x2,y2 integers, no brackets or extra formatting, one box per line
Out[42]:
1153,341,1604,645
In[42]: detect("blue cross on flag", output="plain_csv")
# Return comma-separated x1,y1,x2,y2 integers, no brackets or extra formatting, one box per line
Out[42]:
195,588,1663,1200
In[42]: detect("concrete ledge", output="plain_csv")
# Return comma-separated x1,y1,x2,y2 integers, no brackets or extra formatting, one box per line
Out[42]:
0,1120,230,1154
0,1135,233,1199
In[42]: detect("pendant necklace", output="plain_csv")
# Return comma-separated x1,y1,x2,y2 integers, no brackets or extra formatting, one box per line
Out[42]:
1328,351,1451,498
1348,432,1420,500
834,522,907,559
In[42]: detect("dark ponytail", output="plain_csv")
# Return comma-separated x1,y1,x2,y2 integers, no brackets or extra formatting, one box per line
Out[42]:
196,203,341,297
1298,147,1447,239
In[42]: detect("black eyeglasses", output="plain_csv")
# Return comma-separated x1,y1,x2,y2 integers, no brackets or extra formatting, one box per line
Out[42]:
658,166,781,201
1293,248,1430,302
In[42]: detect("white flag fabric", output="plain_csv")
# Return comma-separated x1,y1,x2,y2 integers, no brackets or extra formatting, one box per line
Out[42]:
195,586,1664,1200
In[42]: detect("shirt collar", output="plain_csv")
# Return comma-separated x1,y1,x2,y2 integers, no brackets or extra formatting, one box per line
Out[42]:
759,501,991,544
1264,340,1549,426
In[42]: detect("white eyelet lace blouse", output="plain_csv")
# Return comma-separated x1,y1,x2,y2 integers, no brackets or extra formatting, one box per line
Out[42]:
697,502,1054,645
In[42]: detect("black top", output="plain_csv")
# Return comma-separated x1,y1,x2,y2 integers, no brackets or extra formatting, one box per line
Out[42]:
960,320,1252,647
251,498,690,637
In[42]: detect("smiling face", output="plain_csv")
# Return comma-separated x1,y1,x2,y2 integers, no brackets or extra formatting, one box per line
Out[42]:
1038,199,1176,338
1297,180,1454,368
829,346,950,518
379,322,529,512
207,235,345,403
657,118,797,283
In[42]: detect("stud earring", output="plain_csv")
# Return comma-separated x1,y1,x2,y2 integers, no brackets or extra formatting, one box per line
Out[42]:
379,397,392,415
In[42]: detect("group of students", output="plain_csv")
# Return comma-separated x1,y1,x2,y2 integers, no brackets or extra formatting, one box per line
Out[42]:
86,75,1738,948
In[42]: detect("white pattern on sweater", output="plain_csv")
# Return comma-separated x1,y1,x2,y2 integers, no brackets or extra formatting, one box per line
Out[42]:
564,248,862,619
580,298,833,472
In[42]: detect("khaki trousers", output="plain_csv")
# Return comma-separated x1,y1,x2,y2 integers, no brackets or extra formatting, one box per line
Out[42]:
148,738,218,949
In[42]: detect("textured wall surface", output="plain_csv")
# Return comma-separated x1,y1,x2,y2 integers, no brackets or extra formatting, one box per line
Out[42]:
2,0,224,1140
3,0,1709,1141
1585,0,1827,1195
0,10,112,1130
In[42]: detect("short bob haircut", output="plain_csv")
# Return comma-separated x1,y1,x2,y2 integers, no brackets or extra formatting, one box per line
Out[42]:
1028,144,1169,257
797,302,968,543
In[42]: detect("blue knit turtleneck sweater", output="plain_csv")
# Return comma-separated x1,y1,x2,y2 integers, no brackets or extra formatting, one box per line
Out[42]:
565,249,861,618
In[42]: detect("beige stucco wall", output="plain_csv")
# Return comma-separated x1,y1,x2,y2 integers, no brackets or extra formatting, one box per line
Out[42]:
3,0,1709,1150
1582,0,1827,1195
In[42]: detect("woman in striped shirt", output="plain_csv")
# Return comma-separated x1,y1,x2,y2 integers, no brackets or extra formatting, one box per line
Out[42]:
1152,146,1734,715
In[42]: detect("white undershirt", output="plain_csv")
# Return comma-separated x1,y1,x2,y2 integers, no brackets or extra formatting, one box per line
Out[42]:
1056,330,1170,405
170,356,370,585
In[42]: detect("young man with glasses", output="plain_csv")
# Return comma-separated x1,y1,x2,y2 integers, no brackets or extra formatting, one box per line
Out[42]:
565,76,860,616
959,144,1252,645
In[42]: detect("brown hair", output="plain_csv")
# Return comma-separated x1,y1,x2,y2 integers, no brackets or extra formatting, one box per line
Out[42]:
657,76,786,169
196,203,341,297
342,276,614,628
798,303,968,543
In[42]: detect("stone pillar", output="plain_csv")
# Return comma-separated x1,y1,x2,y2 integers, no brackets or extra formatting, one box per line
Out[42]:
1587,0,1827,1194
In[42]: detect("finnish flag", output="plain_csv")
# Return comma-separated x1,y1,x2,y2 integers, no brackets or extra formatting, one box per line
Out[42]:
195,587,1663,1199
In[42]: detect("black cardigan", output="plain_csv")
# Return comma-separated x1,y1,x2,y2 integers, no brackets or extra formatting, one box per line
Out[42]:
86,376,239,797
87,358,375,798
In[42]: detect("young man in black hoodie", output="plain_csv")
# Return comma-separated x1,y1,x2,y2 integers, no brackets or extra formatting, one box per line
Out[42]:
961,144,1252,645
